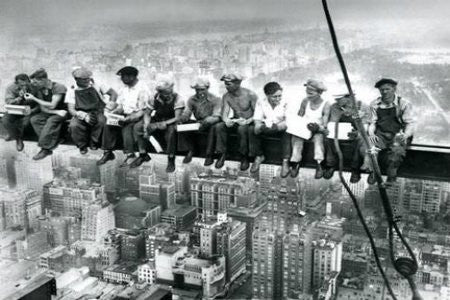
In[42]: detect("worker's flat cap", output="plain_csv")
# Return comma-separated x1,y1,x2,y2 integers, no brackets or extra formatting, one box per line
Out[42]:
304,79,327,92
333,93,352,100
374,78,397,88
156,76,175,91
30,68,48,79
72,67,93,79
116,66,139,76
220,73,243,82
191,77,210,89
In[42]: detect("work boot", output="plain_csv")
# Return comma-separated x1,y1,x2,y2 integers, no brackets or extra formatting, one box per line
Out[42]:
367,172,376,185
290,162,300,178
16,139,24,152
215,153,226,169
130,153,151,168
250,155,265,173
97,151,115,165
166,156,176,173
350,170,361,183
322,167,335,180
79,147,88,155
281,159,290,178
386,176,397,183
315,164,323,179
33,149,52,161
240,157,250,171
204,156,214,167
120,153,136,167
183,151,194,164
89,143,99,151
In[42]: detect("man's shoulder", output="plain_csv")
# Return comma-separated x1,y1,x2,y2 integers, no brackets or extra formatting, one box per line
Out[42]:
207,93,221,102
242,87,257,99
51,81,67,93
369,98,381,107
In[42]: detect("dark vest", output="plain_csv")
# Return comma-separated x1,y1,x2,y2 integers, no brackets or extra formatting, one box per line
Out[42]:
40,82,66,110
153,93,177,122
376,106,402,135
74,86,105,112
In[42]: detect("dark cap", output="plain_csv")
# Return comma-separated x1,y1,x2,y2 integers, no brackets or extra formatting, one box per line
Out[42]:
30,68,48,80
374,78,397,88
304,79,327,92
116,66,139,77
220,73,243,82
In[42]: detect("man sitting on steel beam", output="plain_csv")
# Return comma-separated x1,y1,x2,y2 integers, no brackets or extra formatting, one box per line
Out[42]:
365,78,416,183
322,93,370,182
2,73,39,151
66,67,118,155
178,77,223,166
251,81,291,175
25,68,68,160
216,73,258,171
96,66,151,167
131,76,185,172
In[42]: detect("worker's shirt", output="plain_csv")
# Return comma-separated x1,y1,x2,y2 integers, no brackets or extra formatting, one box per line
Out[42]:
117,80,150,115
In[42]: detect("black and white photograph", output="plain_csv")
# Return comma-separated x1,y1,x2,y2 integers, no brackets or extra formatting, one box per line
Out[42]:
0,0,449,299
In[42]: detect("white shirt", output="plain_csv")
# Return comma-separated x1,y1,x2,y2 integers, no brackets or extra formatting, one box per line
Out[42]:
253,98,286,127
117,80,151,115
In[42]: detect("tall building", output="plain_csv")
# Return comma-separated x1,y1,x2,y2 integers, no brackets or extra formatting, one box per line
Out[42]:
138,259,157,284
43,179,106,217
0,188,41,230
402,179,443,214
422,180,442,214
161,205,197,231
0,157,8,186
16,230,51,260
15,155,53,191
81,203,115,242
312,239,342,290
114,196,161,230
99,160,120,196
259,164,278,194
191,174,257,217
120,229,145,261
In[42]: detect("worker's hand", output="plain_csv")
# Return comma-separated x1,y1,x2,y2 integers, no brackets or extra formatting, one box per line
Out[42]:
254,124,266,135
307,122,320,134
156,122,167,130
143,127,150,139
105,101,117,112
395,133,406,144
203,116,217,125
225,119,235,128
368,134,379,145
55,110,68,118
235,118,246,126
347,130,358,140
76,111,87,120
23,93,35,101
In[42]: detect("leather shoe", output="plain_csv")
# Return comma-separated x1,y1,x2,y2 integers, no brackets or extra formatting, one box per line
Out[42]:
281,160,290,178
166,157,176,173
367,173,376,185
350,171,361,183
16,139,24,152
386,176,397,183
290,162,300,178
97,151,115,165
120,154,136,167
33,149,52,160
250,155,265,173
240,157,250,171
183,151,194,164
204,156,214,166
89,144,99,151
215,153,226,169
79,147,88,155
130,154,151,168
322,167,335,180
315,164,323,179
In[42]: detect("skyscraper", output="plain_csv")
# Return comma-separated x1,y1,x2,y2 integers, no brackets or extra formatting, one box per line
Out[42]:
312,239,343,290
15,154,53,191
81,203,115,242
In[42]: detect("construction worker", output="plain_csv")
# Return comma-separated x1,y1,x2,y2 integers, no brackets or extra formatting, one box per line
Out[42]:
365,78,415,183
286,79,330,179
2,74,39,151
67,67,118,154
216,73,258,171
97,66,150,166
131,77,185,172
179,77,223,166
322,93,370,181
251,81,291,175
25,68,68,160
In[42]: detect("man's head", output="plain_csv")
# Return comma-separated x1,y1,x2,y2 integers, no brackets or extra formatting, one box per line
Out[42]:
221,73,243,93
72,67,93,88
30,68,48,89
334,94,351,108
156,77,175,101
304,79,327,98
116,66,139,86
264,81,283,105
375,78,397,102
191,77,210,99
14,73,30,89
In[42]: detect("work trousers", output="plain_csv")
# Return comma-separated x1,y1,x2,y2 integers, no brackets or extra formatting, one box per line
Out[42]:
134,121,177,156
102,121,139,154
183,121,223,156
30,112,66,150
325,137,366,171
290,133,324,163
69,112,106,149
2,113,30,139
251,126,291,159
215,122,256,157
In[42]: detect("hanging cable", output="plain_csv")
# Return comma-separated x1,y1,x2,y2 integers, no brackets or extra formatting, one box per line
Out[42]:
320,0,422,299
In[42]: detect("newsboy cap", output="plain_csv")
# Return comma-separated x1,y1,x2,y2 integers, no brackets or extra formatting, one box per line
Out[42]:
374,78,397,88
155,76,175,91
72,67,93,79
30,68,48,80
220,73,243,82
304,79,327,92
116,66,139,76
191,77,210,89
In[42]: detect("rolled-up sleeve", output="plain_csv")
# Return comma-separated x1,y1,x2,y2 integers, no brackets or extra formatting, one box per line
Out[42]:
369,100,379,125
174,95,185,110
211,96,223,118
253,100,264,122
5,84,18,104
401,101,415,137
138,88,151,110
